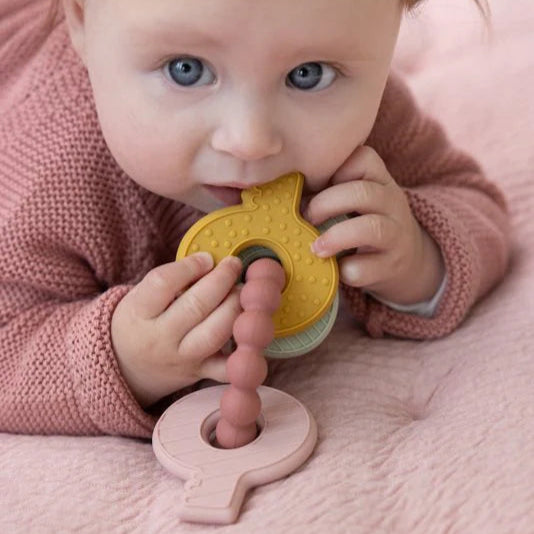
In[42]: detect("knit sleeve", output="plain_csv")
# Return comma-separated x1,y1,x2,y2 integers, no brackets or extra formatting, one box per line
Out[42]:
0,153,159,437
0,19,172,437
341,72,510,339
0,281,156,437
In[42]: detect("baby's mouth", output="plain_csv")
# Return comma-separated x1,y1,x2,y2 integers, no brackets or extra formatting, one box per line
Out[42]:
203,183,314,216
204,185,244,207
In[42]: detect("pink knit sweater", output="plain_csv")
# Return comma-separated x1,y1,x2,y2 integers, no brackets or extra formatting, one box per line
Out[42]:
0,5,509,437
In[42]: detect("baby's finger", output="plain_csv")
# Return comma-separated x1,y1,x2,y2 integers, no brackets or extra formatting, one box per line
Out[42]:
305,180,390,226
338,253,390,288
199,354,228,383
332,145,391,186
162,256,242,336
178,285,242,359
311,214,396,258
132,252,214,319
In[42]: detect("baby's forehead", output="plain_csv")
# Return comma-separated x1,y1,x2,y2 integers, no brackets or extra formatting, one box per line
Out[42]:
115,0,400,57
114,0,398,29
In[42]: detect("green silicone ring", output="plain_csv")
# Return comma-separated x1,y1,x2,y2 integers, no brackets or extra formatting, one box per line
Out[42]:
237,215,345,359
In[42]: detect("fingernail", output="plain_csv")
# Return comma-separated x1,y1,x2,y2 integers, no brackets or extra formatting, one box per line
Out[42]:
311,238,328,258
340,262,360,285
194,251,214,268
223,255,242,267
222,255,243,274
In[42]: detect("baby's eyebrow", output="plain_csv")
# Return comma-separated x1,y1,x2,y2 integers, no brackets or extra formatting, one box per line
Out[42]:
120,12,225,50
134,28,219,48
119,9,381,65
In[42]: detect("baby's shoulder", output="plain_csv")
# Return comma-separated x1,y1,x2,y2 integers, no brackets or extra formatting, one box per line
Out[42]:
0,22,139,224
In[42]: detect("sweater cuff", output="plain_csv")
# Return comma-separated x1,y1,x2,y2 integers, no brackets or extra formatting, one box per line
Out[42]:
68,285,157,438
365,272,448,318
342,187,483,339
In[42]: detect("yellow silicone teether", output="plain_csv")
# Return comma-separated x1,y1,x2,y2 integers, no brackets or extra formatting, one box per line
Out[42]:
176,172,338,337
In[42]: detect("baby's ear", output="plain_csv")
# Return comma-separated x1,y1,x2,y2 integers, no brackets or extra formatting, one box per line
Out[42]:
62,0,87,63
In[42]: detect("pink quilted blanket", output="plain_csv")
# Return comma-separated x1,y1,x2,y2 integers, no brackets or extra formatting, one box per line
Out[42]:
1,1,533,532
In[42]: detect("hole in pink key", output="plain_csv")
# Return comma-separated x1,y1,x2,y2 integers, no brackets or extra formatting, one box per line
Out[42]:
201,410,266,449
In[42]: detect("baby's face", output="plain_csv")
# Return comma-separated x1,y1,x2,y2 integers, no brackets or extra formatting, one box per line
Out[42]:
78,0,402,212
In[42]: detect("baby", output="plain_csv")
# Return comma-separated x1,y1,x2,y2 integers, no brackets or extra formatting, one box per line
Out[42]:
0,0,508,436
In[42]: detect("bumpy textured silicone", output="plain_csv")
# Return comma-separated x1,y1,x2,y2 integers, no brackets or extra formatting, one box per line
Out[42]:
176,172,339,337
216,258,285,448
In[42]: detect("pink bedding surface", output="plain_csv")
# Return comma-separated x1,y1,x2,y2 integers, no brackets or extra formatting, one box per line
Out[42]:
1,1,533,532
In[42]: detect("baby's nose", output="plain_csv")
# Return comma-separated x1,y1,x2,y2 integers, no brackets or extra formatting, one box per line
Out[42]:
211,100,283,162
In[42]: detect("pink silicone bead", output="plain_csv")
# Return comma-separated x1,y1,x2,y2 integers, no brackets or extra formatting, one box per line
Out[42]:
240,278,283,313
226,347,268,390
215,258,285,450
220,388,261,427
246,258,286,290
233,311,274,349
215,417,258,449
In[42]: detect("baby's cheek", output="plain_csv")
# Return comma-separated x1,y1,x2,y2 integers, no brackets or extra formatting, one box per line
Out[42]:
302,123,373,186
101,115,179,187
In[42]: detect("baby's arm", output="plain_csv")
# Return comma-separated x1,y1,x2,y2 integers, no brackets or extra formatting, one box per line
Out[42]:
338,73,508,338
0,272,155,436
0,214,241,437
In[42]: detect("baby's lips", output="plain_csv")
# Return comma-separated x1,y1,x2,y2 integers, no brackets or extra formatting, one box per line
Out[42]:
204,184,244,207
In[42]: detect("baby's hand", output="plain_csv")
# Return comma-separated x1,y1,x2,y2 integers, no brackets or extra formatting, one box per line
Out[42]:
111,253,243,408
305,146,444,306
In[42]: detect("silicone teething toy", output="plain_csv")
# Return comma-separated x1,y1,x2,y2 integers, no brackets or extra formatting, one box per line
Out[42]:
217,257,286,448
153,384,317,524
176,172,339,340
153,172,340,524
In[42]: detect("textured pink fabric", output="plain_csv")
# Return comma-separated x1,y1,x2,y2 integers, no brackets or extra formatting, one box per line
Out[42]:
0,3,509,437
0,0,531,532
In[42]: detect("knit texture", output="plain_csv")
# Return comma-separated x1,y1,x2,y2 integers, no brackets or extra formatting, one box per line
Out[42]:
0,9,509,437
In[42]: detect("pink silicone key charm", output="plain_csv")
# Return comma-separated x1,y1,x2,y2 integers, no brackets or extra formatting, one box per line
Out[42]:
152,385,317,524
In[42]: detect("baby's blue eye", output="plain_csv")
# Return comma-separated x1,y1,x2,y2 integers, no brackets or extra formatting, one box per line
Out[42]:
166,57,215,87
286,62,337,91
